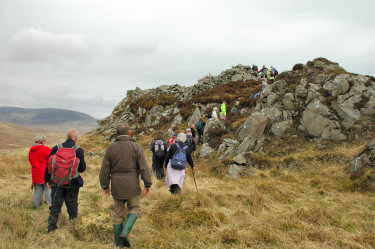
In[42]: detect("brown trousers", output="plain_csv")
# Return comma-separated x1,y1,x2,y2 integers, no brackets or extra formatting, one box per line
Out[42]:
113,195,140,224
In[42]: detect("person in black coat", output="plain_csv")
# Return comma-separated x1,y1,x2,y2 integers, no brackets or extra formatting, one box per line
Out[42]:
150,131,167,179
44,129,86,233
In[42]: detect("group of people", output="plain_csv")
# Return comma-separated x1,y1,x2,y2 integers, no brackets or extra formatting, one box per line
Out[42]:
252,64,279,84
28,122,207,248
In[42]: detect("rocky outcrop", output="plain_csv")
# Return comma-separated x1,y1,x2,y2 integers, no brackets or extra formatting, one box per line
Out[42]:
349,140,375,173
188,108,202,127
199,143,215,158
202,119,225,144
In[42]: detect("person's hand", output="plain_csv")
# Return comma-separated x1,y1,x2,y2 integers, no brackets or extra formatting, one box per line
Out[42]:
46,183,51,189
31,183,35,190
104,188,111,196
144,188,151,195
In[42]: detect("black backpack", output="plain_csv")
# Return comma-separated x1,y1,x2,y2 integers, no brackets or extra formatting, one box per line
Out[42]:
186,136,194,149
154,140,165,157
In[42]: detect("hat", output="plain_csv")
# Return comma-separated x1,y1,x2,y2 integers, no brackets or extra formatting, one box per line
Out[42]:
186,128,191,132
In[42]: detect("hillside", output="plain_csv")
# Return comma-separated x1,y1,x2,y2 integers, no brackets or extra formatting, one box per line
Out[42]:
0,107,97,132
0,58,374,249
0,121,65,151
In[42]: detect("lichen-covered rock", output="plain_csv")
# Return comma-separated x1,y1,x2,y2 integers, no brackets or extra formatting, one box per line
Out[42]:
188,108,202,126
271,120,293,137
237,112,267,141
323,74,350,97
202,119,225,144
232,152,248,165
199,143,215,158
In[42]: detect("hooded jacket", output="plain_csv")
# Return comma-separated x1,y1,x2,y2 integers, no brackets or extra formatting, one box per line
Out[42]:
29,143,51,184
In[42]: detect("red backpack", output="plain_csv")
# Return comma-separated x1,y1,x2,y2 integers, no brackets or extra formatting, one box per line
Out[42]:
47,143,80,186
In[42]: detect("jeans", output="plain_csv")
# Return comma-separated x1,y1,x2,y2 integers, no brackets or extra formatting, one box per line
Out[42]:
33,183,51,208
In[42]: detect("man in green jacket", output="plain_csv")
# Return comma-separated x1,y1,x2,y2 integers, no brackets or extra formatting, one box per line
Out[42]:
100,123,152,248
220,101,227,120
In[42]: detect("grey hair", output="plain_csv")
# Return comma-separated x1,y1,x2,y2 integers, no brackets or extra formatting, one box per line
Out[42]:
35,134,47,143
67,129,79,140
176,132,187,143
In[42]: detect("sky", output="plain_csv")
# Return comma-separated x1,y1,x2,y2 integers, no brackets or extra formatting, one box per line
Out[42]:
0,0,374,119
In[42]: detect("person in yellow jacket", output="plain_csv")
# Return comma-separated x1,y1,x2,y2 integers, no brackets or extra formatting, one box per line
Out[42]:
220,101,227,120
267,66,275,84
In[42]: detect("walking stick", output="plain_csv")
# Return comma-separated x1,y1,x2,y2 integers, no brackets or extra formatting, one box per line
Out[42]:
192,169,198,190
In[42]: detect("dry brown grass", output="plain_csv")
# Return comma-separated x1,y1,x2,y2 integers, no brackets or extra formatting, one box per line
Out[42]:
0,134,374,249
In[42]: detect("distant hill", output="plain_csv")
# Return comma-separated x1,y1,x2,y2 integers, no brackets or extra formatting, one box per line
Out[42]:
0,107,97,133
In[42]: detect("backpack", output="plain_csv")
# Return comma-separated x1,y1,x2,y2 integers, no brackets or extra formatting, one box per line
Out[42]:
196,122,202,131
154,139,165,157
47,143,80,186
186,136,194,149
171,143,188,170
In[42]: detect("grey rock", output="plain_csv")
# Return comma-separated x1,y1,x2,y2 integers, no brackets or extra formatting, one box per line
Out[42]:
237,112,267,141
271,120,293,136
267,92,279,106
306,99,331,117
349,154,370,173
202,119,225,144
188,108,202,126
331,102,360,128
261,107,283,129
240,108,250,115
150,105,164,116
231,74,244,82
219,147,236,160
295,78,308,100
170,114,182,129
323,74,350,97
145,112,152,127
222,139,239,146
218,143,227,153
283,93,295,110
238,137,257,153
229,164,244,179
199,143,215,158
233,152,248,165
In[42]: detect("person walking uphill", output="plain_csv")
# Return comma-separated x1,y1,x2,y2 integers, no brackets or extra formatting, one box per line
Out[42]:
45,129,86,233
100,123,152,248
220,101,227,120
29,134,52,208
165,132,194,194
150,131,167,179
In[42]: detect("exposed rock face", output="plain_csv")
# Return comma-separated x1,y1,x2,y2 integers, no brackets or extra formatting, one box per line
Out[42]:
199,143,215,158
202,119,225,144
188,108,202,127
271,120,293,137
349,139,375,173
237,112,267,141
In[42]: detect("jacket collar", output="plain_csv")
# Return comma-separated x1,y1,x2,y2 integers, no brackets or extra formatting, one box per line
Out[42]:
115,135,133,142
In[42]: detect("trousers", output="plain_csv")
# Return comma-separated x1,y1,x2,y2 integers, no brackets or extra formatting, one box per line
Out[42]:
48,187,79,227
33,183,51,208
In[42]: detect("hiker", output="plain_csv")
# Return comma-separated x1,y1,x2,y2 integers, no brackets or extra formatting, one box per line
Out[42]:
29,134,52,208
271,66,278,77
230,101,240,114
212,107,219,120
252,64,258,72
220,101,227,120
167,133,177,149
150,131,167,179
45,129,86,233
165,132,194,194
195,118,206,145
100,123,152,248
259,65,268,78
267,66,275,84
185,129,196,152
190,124,196,138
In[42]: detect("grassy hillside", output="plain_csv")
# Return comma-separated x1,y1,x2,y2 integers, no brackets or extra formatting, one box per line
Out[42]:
0,132,374,249
0,121,65,151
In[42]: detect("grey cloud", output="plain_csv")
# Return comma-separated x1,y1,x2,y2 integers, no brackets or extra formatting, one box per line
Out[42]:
117,41,159,57
7,28,93,64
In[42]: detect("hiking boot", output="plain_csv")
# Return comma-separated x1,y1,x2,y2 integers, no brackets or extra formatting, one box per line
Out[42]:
113,224,124,247
47,223,57,233
120,213,137,248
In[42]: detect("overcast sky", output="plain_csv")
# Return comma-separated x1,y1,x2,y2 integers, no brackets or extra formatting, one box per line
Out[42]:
0,0,374,119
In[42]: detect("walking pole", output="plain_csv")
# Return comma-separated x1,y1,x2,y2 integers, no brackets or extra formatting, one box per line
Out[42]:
192,169,198,190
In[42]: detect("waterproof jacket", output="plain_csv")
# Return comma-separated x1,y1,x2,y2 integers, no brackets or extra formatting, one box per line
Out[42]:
164,142,194,169
29,143,51,184
220,103,226,116
44,139,86,188
100,135,152,200
267,68,275,80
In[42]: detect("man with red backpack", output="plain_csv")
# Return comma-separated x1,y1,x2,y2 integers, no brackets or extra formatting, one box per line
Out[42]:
150,131,167,180
44,129,86,233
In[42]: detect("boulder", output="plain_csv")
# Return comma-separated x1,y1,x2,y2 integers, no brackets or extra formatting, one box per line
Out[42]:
150,105,164,116
331,102,360,128
202,119,225,144
144,112,152,127
323,74,350,97
261,107,282,129
237,137,256,153
282,93,295,110
271,120,293,137
237,112,267,141
170,115,182,129
219,147,236,160
295,78,308,100
188,108,202,126
306,99,331,117
349,139,375,172
199,143,215,158
299,110,346,140
229,164,244,179
232,152,248,165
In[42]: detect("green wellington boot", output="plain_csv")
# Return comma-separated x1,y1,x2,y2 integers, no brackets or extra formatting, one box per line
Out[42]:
113,224,124,247
120,213,138,248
